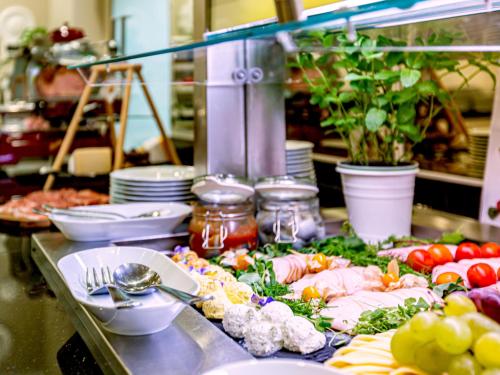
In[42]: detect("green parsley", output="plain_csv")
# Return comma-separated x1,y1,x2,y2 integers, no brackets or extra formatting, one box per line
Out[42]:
351,297,431,335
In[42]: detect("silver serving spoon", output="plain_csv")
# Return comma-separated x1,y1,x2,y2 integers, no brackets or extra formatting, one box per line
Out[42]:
113,263,213,305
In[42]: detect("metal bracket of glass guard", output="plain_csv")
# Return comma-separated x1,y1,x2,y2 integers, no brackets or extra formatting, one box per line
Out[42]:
273,208,299,243
202,211,228,253
232,68,264,84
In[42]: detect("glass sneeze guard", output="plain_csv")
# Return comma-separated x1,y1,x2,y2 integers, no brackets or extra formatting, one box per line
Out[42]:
68,0,500,71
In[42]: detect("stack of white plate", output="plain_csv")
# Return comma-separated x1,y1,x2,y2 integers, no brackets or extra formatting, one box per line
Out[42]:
468,128,489,178
286,140,316,181
110,165,196,204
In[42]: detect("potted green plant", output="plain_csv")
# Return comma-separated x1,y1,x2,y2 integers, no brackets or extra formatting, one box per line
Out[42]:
294,31,497,242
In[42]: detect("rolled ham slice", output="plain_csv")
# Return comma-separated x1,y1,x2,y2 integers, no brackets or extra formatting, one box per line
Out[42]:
271,253,350,284
290,266,384,301
321,287,442,332
378,244,457,262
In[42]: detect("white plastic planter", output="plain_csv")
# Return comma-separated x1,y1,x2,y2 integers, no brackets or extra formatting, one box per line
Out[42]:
336,162,419,243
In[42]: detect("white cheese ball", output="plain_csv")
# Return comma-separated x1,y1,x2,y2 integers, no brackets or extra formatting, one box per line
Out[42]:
282,316,326,354
259,301,294,326
244,319,283,357
222,304,258,339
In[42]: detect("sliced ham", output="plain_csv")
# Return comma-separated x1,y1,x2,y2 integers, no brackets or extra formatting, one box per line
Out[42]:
432,257,500,288
0,189,109,222
271,253,350,284
378,244,457,262
321,287,442,331
290,266,384,301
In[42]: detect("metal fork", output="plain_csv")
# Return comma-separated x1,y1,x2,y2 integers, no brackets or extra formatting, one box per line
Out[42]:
85,266,141,309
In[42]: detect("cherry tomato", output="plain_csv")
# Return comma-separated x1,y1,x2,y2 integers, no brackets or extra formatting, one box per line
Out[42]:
455,242,481,261
467,263,498,288
436,272,462,285
479,242,500,258
428,244,454,265
382,272,399,287
302,286,321,302
309,253,327,273
407,249,435,273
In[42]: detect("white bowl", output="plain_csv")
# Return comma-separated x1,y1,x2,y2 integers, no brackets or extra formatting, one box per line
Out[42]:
57,246,199,336
203,359,340,375
49,202,192,242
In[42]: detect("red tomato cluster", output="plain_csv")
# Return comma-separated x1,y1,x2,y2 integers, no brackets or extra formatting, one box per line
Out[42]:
406,242,500,274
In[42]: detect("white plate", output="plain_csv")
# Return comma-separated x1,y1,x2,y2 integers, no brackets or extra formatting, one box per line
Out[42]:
286,140,314,151
111,187,193,198
49,203,191,242
111,165,195,183
57,246,199,336
0,6,35,44
110,178,193,188
111,192,195,202
203,359,339,375
111,182,192,192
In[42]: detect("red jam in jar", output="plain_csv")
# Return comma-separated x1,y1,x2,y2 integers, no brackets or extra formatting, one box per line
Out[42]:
188,200,258,258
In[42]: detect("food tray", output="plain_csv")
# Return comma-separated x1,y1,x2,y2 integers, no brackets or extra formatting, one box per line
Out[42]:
209,320,351,362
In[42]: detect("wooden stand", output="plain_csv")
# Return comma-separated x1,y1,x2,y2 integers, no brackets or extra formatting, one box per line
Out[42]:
43,63,181,191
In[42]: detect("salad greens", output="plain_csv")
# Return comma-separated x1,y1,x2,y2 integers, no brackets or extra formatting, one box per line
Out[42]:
351,297,432,335
237,258,290,298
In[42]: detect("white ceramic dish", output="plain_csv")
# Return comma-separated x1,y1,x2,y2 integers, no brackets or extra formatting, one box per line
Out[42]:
49,203,192,242
111,165,195,182
110,178,193,188
110,182,192,193
203,359,339,375
110,193,196,202
58,246,199,336
111,186,193,197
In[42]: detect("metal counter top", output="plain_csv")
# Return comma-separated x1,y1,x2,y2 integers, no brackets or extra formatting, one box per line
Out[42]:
31,234,252,375
30,206,500,375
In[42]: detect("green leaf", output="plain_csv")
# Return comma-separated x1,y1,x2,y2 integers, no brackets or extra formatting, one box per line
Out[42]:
399,124,423,143
393,88,418,104
322,33,335,48
238,272,260,286
365,108,387,131
345,73,373,81
437,230,465,245
417,81,438,96
297,52,314,69
397,102,416,125
320,117,336,127
374,70,400,81
372,96,389,107
400,68,421,88
386,52,404,67
339,91,356,103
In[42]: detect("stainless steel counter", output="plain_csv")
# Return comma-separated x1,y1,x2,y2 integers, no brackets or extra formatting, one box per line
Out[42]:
30,206,500,375
31,235,252,375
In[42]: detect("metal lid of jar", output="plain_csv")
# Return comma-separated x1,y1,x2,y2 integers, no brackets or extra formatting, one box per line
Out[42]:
255,176,318,200
191,174,255,204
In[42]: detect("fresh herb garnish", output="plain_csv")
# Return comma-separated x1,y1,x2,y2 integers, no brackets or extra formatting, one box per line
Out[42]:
237,258,290,298
431,279,467,298
351,297,431,335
